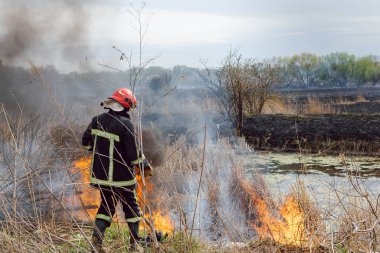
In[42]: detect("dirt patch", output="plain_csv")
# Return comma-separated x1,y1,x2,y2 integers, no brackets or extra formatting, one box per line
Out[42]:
241,114,380,155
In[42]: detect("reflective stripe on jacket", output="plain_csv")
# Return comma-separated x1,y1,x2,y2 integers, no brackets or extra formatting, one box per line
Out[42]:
82,111,140,187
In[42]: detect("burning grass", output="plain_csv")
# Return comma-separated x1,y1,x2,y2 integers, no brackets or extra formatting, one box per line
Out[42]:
231,166,322,248
1,108,380,252
64,156,175,236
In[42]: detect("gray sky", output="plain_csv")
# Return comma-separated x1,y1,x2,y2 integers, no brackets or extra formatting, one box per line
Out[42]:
1,0,380,72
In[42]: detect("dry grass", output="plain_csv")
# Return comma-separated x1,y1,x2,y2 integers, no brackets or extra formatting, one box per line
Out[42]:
0,107,96,252
262,96,338,115
355,95,369,103
245,238,327,253
290,181,324,247
262,94,374,115
1,106,380,252
303,97,338,114
231,165,323,250
261,97,298,115
331,172,380,252
335,202,380,252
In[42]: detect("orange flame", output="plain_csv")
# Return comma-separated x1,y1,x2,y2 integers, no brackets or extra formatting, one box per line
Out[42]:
135,174,174,235
64,157,100,221
240,179,305,246
64,156,174,235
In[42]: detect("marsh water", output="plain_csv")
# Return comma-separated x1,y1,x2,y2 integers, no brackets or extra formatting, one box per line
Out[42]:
242,151,380,208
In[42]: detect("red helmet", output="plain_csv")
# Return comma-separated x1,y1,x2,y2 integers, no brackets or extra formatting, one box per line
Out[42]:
109,88,137,109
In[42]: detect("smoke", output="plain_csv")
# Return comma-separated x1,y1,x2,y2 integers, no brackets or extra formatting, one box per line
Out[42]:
0,0,91,69
0,6,41,60
142,127,166,167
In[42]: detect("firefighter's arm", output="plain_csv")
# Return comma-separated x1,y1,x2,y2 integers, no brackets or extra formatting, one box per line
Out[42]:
132,153,153,177
122,120,153,176
82,119,94,151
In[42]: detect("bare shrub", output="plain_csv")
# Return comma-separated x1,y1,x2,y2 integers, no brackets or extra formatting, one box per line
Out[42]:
201,50,281,135
331,174,380,252
49,124,86,161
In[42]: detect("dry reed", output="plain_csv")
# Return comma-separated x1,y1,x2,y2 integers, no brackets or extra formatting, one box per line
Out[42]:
1,105,379,253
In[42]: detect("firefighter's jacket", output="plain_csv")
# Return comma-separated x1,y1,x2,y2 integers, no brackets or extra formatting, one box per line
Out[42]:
82,110,143,188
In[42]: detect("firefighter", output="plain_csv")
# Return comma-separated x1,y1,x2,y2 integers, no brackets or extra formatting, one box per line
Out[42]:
82,87,149,252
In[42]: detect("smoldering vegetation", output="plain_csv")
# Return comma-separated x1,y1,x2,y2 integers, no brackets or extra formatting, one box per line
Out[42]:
152,138,254,242
0,111,83,220
0,60,224,222
0,62,251,251
1,36,380,252
2,106,379,252
0,61,225,149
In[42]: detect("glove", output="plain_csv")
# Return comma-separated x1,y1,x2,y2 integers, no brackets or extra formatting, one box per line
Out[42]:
85,145,93,151
142,159,153,176
134,159,153,177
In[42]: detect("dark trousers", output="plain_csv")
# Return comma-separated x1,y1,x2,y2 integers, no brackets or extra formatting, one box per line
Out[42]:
96,185,141,225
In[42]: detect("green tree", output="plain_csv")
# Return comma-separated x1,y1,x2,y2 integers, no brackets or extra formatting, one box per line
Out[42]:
275,56,296,86
288,53,321,87
324,52,356,86
353,56,380,84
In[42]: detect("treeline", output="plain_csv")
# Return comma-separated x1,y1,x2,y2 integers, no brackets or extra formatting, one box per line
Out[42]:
276,52,380,87
201,51,380,135
0,60,203,116
1,52,380,116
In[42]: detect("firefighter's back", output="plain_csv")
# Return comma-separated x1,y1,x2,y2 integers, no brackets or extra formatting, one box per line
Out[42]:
91,111,137,186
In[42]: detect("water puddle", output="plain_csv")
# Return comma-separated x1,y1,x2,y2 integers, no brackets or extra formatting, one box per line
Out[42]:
241,151,380,203
243,152,380,177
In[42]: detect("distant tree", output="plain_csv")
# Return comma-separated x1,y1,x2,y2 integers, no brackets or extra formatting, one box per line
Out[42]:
324,52,355,86
148,72,172,92
288,53,321,87
201,50,281,135
275,56,297,86
352,56,380,84
245,61,282,115
207,51,250,134
144,71,174,108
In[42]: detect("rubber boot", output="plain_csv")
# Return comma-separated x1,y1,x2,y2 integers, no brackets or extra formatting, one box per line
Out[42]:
127,221,141,251
91,219,108,253
128,222,165,251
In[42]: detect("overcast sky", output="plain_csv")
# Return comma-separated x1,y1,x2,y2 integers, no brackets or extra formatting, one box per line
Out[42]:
1,0,380,72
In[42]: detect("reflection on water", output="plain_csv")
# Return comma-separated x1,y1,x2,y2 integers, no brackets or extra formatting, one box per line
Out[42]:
241,151,380,202
275,163,380,177
243,152,380,178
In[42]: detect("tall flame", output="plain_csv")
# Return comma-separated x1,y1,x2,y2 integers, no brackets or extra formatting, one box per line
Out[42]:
240,179,306,246
64,157,99,221
64,156,174,235
136,174,174,235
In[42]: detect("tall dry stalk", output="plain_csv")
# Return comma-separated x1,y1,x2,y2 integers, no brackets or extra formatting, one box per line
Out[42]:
190,125,207,241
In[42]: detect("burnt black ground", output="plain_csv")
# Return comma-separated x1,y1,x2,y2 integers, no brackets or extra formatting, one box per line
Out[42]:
241,113,380,155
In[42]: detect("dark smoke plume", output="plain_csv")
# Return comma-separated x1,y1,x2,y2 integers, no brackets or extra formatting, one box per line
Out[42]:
142,127,166,167
0,0,90,65
0,0,93,115
0,6,42,60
